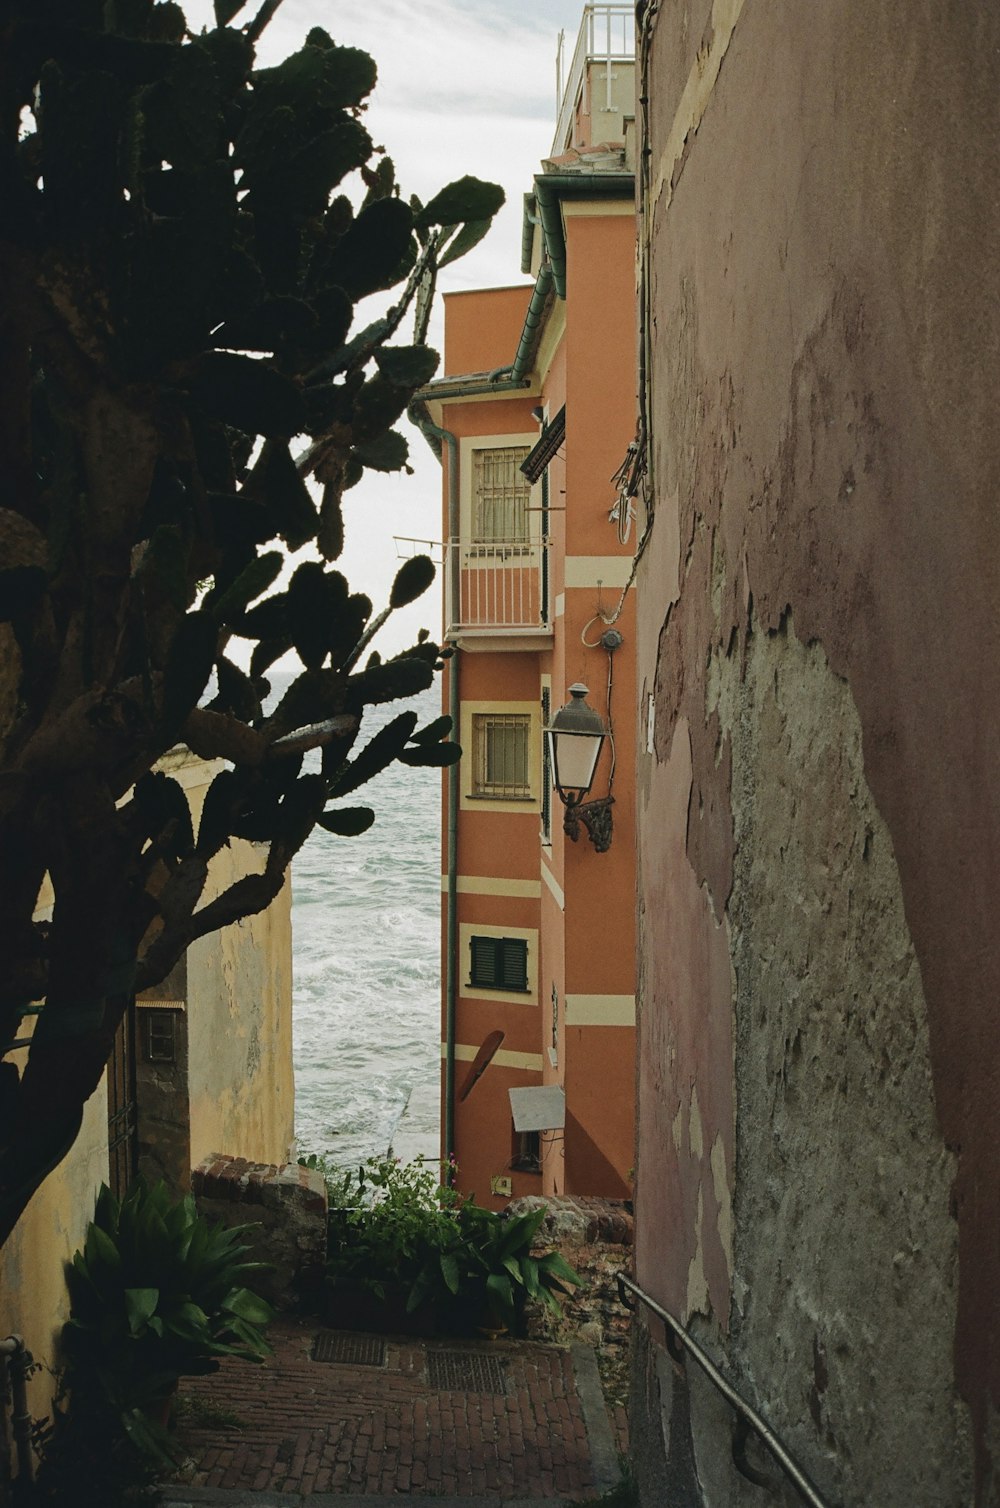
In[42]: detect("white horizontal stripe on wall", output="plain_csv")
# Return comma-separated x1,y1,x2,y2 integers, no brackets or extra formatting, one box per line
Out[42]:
564,994,636,1027
443,1043,544,1072
564,557,635,589
540,862,565,911
440,875,541,898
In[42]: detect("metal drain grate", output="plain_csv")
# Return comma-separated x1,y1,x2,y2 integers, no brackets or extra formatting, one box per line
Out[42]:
312,1331,387,1367
427,1349,508,1394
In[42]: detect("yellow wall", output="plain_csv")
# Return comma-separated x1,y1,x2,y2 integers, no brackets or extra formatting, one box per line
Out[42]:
0,1082,109,1424
159,750,295,1168
0,747,295,1431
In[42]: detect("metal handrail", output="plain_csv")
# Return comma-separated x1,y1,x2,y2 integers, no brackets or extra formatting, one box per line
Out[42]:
617,1274,835,1508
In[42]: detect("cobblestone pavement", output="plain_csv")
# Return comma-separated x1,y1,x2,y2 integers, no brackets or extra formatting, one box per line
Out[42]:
161,1317,623,1502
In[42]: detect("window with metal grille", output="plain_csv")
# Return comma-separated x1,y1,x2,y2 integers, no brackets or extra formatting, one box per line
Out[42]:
540,688,552,841
473,446,531,544
473,712,531,798
469,935,529,993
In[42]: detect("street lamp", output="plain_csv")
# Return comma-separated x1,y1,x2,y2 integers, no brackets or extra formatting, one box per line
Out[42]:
546,683,613,851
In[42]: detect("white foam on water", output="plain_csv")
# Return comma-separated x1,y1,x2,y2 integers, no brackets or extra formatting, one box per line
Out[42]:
279,679,443,1171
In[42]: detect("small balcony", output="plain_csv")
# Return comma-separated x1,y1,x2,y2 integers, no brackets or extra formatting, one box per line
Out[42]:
445,537,552,641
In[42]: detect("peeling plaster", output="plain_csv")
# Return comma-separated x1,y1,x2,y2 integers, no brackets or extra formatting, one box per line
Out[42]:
686,1184,710,1317
637,1,1000,1497
716,616,972,1505
709,1132,732,1282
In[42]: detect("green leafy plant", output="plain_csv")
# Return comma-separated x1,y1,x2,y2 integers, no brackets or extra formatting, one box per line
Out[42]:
319,1155,580,1333
323,1155,461,1301
411,1201,581,1331
62,1178,273,1454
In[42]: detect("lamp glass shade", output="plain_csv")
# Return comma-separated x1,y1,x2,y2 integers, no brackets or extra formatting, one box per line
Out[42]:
547,684,606,801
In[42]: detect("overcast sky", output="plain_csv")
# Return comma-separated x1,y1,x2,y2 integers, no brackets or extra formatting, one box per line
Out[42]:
183,0,590,658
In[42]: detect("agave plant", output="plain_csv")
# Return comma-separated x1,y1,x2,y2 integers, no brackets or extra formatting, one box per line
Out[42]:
62,1178,273,1454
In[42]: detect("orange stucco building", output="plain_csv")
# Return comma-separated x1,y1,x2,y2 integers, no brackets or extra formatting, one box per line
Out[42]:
415,9,638,1208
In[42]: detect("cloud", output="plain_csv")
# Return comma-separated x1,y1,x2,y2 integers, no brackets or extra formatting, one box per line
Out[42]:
180,0,589,657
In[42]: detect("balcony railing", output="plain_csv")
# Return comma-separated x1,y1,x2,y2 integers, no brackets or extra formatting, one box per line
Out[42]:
445,537,551,638
554,4,635,154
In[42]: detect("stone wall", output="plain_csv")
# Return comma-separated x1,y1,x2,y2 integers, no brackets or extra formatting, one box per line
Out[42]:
192,1154,327,1312
509,1194,633,1442
634,0,1000,1501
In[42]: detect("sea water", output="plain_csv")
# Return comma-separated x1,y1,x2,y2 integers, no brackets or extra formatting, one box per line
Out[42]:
282,679,443,1172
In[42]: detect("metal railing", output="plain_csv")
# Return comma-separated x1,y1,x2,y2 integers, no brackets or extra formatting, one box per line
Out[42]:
617,1274,835,1508
444,536,551,636
555,4,635,152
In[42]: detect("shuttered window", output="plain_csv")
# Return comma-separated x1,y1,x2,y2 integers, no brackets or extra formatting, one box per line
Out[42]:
469,935,529,993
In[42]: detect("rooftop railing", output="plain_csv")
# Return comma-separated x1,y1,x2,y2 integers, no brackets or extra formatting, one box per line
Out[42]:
554,4,635,154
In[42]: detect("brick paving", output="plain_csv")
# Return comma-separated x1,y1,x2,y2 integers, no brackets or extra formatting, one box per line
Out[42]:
163,1316,622,1501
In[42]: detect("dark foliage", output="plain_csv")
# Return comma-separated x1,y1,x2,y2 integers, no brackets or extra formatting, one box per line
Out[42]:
0,0,500,1246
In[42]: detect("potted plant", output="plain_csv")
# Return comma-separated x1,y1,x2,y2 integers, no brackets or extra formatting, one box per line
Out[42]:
61,1178,273,1457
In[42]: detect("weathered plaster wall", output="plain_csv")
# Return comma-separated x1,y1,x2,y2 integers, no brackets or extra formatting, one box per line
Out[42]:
717,619,970,1502
635,0,999,1501
186,849,294,1170
161,751,295,1171
0,1082,107,1426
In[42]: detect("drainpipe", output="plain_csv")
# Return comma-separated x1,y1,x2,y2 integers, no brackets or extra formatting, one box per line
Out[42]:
1,1336,35,1487
443,639,460,1175
407,403,461,1173
511,265,554,382
407,247,551,1169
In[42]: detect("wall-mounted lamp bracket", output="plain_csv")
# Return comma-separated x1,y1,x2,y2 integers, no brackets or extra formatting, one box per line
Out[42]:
563,794,614,853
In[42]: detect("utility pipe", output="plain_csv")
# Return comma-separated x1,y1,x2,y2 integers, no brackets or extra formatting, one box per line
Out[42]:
511,265,554,383
407,404,461,1173
443,637,460,1176
408,252,554,1168
0,1336,35,1487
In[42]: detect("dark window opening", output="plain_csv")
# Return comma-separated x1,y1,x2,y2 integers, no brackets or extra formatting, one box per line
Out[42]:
540,687,552,842
145,1010,178,1064
469,935,529,993
511,1128,541,1173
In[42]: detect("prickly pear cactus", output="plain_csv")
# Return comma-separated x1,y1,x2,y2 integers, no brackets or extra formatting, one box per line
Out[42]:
0,0,503,1246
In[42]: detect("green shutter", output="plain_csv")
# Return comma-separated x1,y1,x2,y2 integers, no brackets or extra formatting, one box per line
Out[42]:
469,935,528,992
500,938,528,992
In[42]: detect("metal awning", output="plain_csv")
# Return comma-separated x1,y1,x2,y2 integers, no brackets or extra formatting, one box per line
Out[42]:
509,1085,566,1133
520,406,566,483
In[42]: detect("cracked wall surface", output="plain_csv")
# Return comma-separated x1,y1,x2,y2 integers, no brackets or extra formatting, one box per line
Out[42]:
634,0,1000,1501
